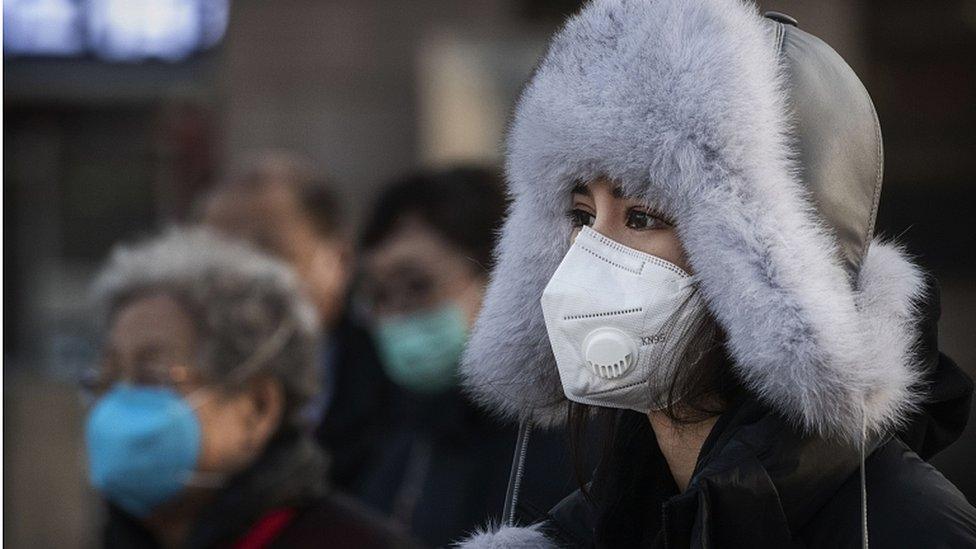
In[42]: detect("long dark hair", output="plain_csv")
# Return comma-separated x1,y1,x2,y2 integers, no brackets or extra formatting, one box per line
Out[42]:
567,316,744,497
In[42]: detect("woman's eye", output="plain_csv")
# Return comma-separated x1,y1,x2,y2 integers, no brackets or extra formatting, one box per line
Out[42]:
568,208,595,228
626,209,667,230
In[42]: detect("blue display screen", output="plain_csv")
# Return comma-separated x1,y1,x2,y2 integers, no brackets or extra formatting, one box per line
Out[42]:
3,0,229,62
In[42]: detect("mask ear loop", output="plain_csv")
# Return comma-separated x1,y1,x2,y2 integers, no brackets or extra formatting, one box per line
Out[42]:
502,418,533,526
180,322,297,489
227,322,296,386
184,322,296,409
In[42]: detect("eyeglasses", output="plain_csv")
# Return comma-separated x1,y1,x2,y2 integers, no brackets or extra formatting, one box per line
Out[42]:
80,358,203,398
361,271,438,316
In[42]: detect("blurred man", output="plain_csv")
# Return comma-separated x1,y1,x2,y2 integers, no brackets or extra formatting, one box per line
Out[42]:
201,152,392,491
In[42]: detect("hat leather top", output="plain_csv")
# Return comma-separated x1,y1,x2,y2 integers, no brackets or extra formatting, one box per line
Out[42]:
777,17,884,272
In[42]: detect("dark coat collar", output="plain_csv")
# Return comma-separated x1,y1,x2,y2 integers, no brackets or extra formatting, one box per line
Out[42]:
186,430,327,547
105,430,327,549
667,400,874,547
580,401,878,548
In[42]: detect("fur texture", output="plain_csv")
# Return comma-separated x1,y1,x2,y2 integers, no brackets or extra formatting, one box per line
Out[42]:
461,0,926,442
455,524,557,549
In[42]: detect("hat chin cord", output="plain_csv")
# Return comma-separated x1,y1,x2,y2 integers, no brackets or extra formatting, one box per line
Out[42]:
498,400,870,548
860,405,869,549
502,418,533,526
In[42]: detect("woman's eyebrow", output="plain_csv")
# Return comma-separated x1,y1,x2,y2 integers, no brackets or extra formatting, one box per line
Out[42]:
571,183,591,196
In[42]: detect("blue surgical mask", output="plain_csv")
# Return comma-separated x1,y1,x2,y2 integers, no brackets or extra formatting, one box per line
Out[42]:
85,384,201,518
374,305,468,395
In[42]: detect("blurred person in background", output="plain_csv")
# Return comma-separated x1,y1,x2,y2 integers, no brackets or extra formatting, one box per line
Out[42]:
200,152,393,492
84,227,420,549
356,167,592,547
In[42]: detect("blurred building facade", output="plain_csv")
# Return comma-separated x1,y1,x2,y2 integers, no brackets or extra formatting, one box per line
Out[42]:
4,1,975,547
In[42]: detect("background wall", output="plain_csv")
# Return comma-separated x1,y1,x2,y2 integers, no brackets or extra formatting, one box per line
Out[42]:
4,1,974,547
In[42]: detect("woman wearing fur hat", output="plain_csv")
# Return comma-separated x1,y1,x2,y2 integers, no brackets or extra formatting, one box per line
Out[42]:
458,1,976,547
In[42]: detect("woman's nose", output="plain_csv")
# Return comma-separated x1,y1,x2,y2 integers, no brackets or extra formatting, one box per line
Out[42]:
590,218,625,244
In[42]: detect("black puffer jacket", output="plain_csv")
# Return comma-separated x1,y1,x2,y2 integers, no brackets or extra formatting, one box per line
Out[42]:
545,286,976,548
355,385,595,548
314,307,395,492
550,394,974,548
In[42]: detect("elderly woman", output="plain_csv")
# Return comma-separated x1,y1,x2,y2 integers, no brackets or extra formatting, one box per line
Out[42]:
84,227,418,548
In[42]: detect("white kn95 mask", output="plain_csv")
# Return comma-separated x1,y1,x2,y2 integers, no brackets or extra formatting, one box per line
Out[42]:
540,226,710,412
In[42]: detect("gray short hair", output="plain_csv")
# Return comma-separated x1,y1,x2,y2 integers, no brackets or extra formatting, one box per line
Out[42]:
92,226,321,427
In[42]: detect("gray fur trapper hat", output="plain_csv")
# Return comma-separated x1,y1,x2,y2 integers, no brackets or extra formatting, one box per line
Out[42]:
460,0,926,444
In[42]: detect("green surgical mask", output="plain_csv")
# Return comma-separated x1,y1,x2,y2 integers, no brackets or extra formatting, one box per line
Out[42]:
374,305,468,395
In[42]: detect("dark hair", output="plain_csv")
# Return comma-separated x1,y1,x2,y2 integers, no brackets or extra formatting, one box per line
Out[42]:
568,317,744,496
208,151,345,238
293,179,343,237
360,166,508,272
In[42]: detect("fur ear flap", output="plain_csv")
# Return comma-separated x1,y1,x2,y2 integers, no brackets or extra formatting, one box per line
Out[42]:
851,239,927,433
454,523,558,549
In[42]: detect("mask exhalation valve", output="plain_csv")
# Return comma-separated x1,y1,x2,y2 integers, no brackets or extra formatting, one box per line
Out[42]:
583,327,638,379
